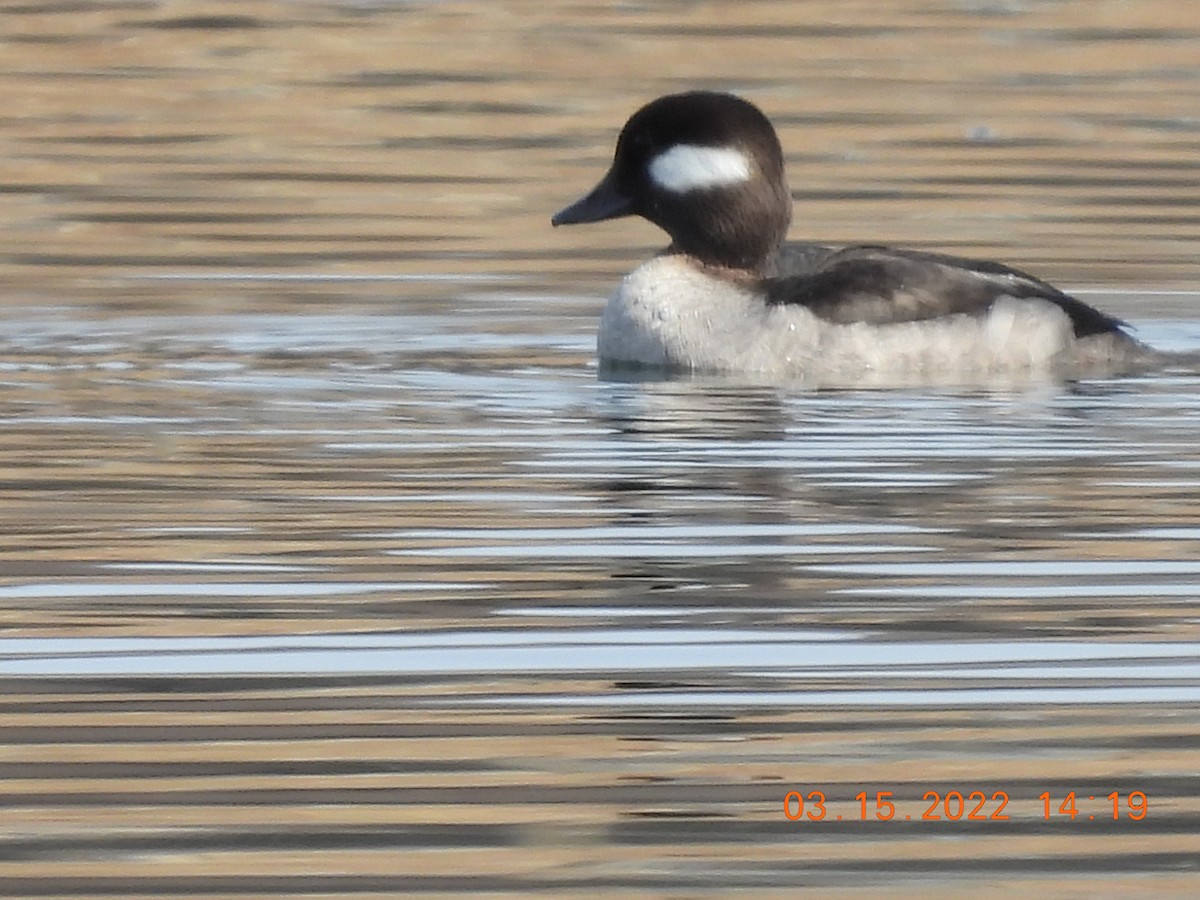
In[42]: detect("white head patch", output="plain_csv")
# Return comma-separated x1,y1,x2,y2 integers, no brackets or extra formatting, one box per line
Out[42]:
648,144,752,194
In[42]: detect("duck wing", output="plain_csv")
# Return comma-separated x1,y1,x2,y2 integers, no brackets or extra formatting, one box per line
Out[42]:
764,245,1125,338
770,241,837,277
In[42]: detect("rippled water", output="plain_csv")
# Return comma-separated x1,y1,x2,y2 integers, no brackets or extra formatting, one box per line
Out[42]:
2,1,1200,896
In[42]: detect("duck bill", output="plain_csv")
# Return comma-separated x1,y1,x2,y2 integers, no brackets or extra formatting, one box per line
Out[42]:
551,170,633,226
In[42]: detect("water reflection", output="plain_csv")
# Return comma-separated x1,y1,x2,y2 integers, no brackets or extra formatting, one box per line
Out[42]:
3,631,1198,704
2,0,1200,896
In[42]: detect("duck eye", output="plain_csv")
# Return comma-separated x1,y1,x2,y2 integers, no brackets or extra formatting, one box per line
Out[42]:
630,132,656,154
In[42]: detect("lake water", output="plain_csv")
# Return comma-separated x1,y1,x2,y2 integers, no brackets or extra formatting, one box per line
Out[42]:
1,1,1199,896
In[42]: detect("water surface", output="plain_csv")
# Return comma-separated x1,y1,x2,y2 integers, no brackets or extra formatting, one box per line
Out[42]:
1,1,1199,896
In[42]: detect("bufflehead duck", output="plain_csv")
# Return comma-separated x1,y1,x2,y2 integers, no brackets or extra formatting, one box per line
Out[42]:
552,91,1151,382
